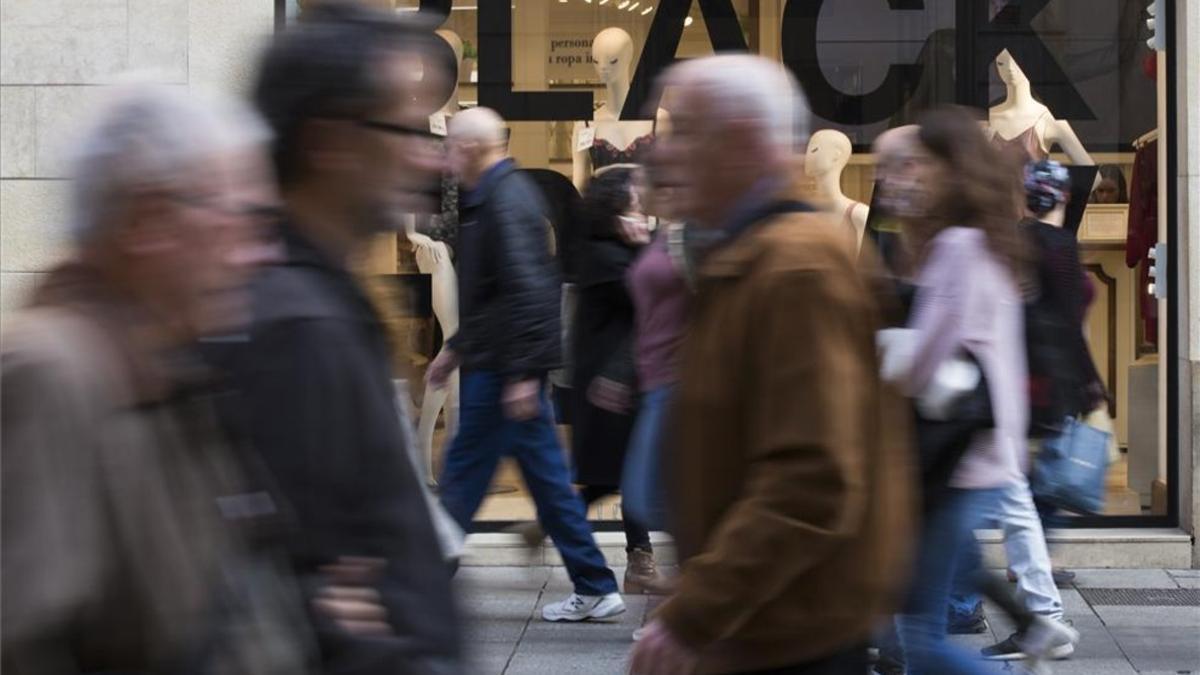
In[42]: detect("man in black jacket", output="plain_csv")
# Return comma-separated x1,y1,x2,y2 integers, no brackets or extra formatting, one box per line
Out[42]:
428,107,623,622
236,5,462,674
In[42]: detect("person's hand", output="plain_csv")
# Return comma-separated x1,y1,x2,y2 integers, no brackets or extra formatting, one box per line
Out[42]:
588,376,633,414
426,347,459,389
502,378,541,421
629,620,698,675
314,556,391,636
617,214,652,246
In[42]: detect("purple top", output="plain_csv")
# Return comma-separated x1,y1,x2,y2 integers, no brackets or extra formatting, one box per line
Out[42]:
903,227,1027,489
628,233,689,392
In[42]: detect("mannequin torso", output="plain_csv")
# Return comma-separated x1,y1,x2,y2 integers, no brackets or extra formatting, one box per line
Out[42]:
986,50,1094,167
572,28,654,191
805,129,868,249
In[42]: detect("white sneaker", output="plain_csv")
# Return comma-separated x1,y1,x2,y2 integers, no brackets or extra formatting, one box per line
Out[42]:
1019,616,1080,667
541,592,626,622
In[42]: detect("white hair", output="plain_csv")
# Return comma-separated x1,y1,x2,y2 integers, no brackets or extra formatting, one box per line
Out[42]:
67,81,269,245
448,106,508,147
668,54,810,153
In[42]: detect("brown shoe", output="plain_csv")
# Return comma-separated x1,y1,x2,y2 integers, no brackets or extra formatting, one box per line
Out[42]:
624,549,675,595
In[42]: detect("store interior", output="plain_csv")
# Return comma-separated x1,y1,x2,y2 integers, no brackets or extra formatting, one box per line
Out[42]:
307,0,1172,525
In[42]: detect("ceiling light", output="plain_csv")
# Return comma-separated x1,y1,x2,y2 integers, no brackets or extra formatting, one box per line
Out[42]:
684,15,694,26
628,2,639,10
599,0,610,4
617,0,630,7
641,5,652,14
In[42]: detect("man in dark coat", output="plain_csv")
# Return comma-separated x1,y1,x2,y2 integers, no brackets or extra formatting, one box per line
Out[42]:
235,5,463,673
427,107,624,623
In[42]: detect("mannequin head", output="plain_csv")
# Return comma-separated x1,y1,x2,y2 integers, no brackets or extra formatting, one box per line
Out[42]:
803,129,852,178
995,49,1030,88
592,28,634,86
436,29,464,72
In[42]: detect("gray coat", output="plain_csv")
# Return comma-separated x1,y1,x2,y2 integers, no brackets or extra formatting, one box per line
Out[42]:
1,266,311,674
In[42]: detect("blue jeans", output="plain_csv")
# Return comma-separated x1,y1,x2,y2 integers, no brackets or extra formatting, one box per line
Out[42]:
951,478,1064,621
900,487,1005,675
439,370,618,596
620,385,673,531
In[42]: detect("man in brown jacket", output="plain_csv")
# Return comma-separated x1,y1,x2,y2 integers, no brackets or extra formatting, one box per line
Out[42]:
630,55,915,675
1,84,311,674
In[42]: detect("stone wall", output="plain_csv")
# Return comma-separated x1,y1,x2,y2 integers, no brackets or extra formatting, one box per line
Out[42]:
0,0,273,311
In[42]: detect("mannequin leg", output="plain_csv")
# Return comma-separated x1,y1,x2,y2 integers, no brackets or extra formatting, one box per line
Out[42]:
419,385,451,484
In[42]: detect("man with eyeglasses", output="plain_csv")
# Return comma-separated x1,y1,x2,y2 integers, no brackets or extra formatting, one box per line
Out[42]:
234,4,463,674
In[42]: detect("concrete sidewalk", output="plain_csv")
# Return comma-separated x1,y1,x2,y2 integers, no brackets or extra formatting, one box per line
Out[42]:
454,566,1200,675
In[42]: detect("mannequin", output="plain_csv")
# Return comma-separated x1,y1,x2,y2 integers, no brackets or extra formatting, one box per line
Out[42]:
405,216,459,484
572,27,655,191
435,29,465,115
986,50,1094,168
804,129,868,249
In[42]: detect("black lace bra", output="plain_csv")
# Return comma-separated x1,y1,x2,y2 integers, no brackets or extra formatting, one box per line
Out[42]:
588,134,655,171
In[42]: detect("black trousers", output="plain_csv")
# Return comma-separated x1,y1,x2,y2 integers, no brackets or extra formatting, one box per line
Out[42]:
579,484,652,553
730,643,869,675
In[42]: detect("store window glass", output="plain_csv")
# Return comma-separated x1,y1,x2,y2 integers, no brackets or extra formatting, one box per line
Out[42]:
281,0,1175,526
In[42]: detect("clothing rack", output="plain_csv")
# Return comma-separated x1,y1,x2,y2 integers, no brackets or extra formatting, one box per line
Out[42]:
1132,128,1159,150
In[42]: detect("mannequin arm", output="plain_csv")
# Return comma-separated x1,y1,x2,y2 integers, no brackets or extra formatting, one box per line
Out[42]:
572,121,591,192
1046,119,1095,166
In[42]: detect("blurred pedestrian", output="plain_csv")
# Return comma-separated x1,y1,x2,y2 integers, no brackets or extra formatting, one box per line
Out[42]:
237,5,463,673
1,83,310,674
568,167,672,594
629,55,914,675
429,107,625,622
619,164,690,558
881,106,1078,674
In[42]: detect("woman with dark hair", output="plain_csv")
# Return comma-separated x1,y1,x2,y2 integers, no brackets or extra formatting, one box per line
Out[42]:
569,167,671,594
1089,164,1128,203
879,106,1077,674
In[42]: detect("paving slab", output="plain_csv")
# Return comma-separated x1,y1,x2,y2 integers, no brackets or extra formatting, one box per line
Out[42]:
1106,625,1200,672
1168,569,1200,578
1046,658,1138,674
1091,605,1200,627
1072,568,1179,589
464,642,516,675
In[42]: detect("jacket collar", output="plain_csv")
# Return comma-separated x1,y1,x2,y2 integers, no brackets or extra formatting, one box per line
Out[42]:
696,181,809,280
276,219,386,330
462,158,517,208
29,262,212,406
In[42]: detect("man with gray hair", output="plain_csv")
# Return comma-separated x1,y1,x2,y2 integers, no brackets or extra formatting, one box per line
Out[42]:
1,83,308,673
629,55,914,674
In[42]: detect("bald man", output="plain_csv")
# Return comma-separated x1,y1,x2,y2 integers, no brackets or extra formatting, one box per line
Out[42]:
428,108,624,622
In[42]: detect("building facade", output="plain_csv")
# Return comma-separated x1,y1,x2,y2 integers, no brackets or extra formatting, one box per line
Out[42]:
2,0,1198,567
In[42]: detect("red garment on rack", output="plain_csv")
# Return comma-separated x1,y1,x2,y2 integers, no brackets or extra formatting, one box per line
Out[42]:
1126,138,1157,343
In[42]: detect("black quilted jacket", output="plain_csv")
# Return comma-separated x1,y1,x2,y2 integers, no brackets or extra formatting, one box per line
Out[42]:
447,159,562,379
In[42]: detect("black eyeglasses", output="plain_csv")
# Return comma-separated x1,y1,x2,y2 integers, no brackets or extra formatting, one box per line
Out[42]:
359,119,444,142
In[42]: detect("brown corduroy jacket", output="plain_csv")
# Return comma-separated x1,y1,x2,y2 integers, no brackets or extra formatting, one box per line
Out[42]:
655,206,916,674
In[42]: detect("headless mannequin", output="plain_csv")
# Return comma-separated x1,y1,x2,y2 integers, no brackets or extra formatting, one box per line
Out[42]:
406,218,460,483
406,29,465,484
805,129,868,249
572,27,655,191
986,50,1094,168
